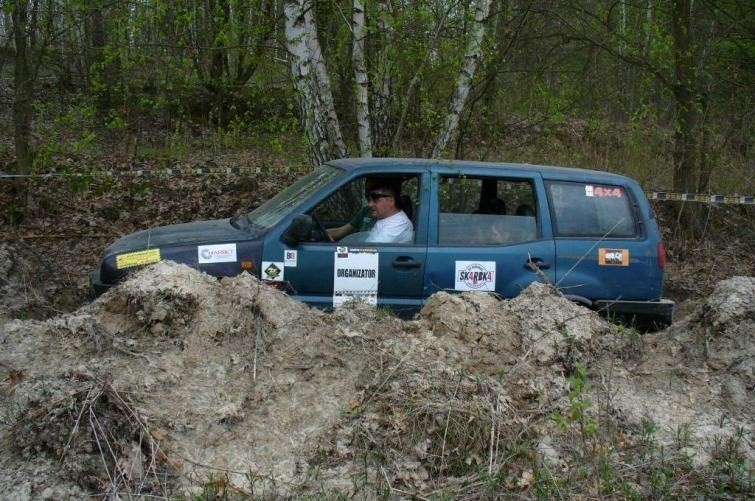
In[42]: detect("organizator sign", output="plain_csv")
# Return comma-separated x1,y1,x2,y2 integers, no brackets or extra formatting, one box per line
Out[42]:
455,261,496,291
333,248,379,307
197,243,237,264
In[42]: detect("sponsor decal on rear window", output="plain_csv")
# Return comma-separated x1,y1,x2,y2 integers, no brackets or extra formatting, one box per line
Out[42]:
454,261,496,291
599,248,630,266
116,249,161,269
198,243,237,264
262,261,284,281
333,249,379,307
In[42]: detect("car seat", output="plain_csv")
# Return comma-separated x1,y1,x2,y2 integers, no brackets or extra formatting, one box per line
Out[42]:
515,204,535,217
477,197,507,215
399,194,414,222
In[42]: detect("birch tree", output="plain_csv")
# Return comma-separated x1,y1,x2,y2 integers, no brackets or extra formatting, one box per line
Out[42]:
352,0,371,157
431,0,492,158
303,2,347,157
284,0,347,165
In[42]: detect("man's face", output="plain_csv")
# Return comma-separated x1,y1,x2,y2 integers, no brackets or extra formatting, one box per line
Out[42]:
366,190,397,220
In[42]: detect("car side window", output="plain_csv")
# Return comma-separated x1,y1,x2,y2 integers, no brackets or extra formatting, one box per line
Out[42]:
547,181,636,237
438,176,538,245
313,178,365,225
313,174,420,244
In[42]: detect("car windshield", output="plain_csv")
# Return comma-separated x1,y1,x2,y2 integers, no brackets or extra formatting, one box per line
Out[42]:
247,165,343,230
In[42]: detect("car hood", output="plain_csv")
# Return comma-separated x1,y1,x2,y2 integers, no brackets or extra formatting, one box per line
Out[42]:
106,218,250,254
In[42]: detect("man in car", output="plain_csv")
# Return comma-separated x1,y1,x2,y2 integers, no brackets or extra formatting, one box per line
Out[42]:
364,180,414,243
327,178,413,243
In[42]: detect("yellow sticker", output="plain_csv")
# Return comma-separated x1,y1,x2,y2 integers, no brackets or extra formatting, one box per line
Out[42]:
598,248,629,266
116,248,161,269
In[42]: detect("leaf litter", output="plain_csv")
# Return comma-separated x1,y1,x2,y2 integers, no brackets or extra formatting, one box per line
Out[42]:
0,258,752,498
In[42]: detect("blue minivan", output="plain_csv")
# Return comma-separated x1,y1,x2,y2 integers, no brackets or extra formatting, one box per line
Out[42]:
91,158,674,329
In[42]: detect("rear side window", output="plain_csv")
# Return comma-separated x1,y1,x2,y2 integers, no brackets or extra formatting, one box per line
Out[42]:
547,181,636,237
438,176,538,245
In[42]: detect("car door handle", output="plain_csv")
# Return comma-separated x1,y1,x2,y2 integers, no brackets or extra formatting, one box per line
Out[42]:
393,258,422,269
525,258,550,270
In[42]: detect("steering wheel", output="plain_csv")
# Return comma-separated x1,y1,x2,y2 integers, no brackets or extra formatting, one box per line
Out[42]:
310,213,332,242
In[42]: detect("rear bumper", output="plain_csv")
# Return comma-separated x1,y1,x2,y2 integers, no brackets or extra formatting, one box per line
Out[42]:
593,298,675,330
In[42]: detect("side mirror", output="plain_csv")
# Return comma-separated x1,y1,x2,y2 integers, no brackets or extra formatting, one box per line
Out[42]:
283,214,314,246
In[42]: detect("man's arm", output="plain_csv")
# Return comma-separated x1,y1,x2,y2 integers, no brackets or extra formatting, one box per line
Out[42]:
327,223,355,241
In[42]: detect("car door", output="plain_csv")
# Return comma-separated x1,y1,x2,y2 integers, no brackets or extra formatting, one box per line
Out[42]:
262,169,430,314
545,179,664,302
423,167,556,299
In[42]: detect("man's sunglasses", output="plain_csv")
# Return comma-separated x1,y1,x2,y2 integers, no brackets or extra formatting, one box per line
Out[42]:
365,191,393,202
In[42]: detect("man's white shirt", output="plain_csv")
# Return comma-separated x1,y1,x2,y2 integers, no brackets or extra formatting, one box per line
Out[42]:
366,210,414,243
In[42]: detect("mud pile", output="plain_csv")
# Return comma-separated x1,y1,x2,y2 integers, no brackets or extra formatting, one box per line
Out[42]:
598,276,754,466
0,262,752,498
0,244,44,318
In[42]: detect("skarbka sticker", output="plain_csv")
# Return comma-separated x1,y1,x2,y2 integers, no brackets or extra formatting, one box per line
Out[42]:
197,243,237,264
333,249,378,307
598,248,630,266
262,261,284,281
454,261,496,291
284,250,297,267
116,248,161,269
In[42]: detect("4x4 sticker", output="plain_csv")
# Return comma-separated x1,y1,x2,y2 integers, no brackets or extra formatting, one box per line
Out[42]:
599,248,630,266
586,185,623,198
116,248,161,269
333,249,378,307
262,261,284,281
455,261,496,291
198,243,237,264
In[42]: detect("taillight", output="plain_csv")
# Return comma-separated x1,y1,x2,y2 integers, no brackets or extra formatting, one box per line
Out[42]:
658,242,667,269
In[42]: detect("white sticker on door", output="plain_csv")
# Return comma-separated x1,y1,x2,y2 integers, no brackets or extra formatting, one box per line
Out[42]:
284,250,298,267
333,249,379,307
262,261,284,281
455,261,496,291
197,243,237,264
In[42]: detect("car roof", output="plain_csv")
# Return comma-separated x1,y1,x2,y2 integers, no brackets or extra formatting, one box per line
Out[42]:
326,157,635,184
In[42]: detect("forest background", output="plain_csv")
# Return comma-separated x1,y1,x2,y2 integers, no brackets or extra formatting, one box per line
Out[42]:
0,0,753,232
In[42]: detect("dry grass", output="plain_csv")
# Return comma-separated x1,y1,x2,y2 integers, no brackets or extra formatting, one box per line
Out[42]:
12,374,177,497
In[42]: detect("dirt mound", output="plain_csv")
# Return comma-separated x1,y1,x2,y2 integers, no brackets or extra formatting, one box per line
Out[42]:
659,276,754,412
0,244,45,318
691,276,754,387
1,264,753,498
600,276,754,468
302,284,628,495
419,284,616,369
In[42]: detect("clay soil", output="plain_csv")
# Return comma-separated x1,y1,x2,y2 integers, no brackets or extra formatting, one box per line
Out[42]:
0,171,753,499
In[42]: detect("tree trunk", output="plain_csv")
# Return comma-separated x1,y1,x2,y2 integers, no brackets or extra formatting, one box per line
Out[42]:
671,0,706,237
352,0,372,157
671,0,699,193
284,0,346,165
91,2,110,121
431,0,492,159
12,0,33,175
302,2,347,158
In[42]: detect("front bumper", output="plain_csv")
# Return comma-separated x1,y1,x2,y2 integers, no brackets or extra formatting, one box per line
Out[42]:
89,269,114,296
